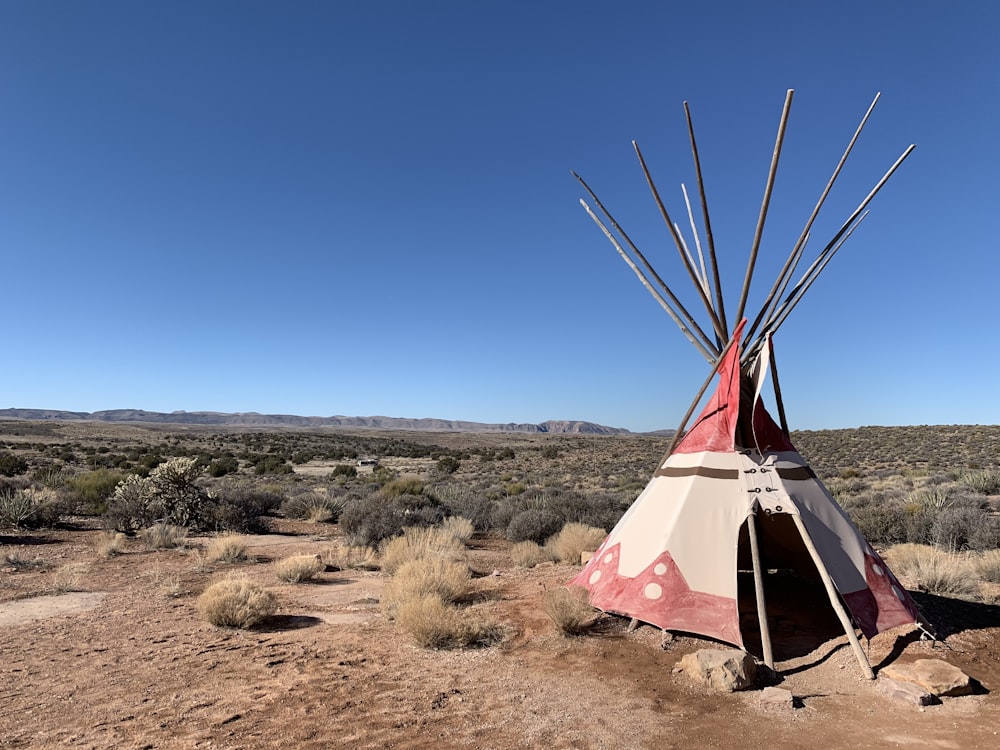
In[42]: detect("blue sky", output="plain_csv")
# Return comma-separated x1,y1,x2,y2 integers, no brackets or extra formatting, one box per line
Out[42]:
1,1,998,433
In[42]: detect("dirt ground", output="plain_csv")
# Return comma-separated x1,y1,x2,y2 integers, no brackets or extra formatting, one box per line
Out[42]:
3,521,1000,750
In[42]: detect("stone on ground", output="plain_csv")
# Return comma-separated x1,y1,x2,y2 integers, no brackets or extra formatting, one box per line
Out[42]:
674,648,757,692
881,659,973,698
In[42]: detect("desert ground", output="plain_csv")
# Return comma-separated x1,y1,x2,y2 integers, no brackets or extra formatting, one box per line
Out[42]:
2,422,1000,749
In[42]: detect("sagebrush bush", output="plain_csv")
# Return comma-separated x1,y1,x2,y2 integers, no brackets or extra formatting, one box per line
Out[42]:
380,526,465,575
886,543,980,600
205,533,250,563
141,523,188,550
931,506,983,551
545,522,607,564
510,540,553,568
381,557,470,618
543,586,598,635
340,492,443,547
847,502,906,546
970,514,1000,551
274,554,324,583
203,483,282,534
197,578,276,628
506,508,563,544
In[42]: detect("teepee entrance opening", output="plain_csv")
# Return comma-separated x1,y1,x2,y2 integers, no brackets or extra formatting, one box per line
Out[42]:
736,513,845,662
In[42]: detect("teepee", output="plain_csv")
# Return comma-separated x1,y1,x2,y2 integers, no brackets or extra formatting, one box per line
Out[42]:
569,91,923,679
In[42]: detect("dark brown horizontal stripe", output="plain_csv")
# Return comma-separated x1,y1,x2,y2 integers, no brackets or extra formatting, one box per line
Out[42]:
775,466,816,481
654,466,739,480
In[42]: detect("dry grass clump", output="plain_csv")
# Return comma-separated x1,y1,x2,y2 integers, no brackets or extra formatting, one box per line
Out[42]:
394,594,505,649
94,530,127,558
545,523,607,564
321,544,380,571
543,585,599,635
197,577,277,628
206,533,250,563
274,554,325,583
441,515,475,545
141,523,188,550
886,543,980,600
381,526,465,576
381,557,471,618
51,562,89,594
974,549,1000,583
510,540,554,568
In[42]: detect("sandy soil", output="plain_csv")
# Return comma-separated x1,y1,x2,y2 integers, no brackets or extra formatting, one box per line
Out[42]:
2,522,999,750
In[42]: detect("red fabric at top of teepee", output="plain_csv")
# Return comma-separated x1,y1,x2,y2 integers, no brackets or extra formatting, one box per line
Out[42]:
673,320,746,454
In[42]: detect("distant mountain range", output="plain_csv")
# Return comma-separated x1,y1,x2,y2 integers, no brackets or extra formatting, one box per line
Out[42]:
0,408,636,435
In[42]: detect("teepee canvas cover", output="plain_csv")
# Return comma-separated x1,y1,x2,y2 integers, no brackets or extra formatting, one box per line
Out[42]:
568,320,920,651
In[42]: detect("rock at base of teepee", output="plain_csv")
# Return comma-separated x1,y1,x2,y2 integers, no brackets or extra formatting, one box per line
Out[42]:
878,676,939,706
674,648,757,692
881,659,973,698
759,686,795,709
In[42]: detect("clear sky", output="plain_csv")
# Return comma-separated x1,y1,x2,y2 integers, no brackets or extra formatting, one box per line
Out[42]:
2,1,998,433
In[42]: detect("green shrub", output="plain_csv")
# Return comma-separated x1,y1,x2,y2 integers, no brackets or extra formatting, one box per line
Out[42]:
330,463,358,479
382,477,426,497
253,455,293,475
0,452,29,477
436,456,461,475
65,469,125,514
207,456,239,477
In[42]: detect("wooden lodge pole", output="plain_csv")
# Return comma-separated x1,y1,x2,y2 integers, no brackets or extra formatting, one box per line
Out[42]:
790,514,875,680
684,101,728,337
735,89,794,325
632,141,727,344
747,508,775,670
744,93,882,345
